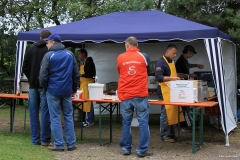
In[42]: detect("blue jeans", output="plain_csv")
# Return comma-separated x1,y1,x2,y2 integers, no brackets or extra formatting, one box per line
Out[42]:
119,97,150,154
28,88,51,144
46,92,76,149
86,103,94,124
157,86,175,140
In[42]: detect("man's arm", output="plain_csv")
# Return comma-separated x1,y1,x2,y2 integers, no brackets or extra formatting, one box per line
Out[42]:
155,60,180,82
22,48,31,79
72,57,80,93
189,63,204,69
139,52,150,74
163,76,180,81
39,52,50,89
82,58,96,78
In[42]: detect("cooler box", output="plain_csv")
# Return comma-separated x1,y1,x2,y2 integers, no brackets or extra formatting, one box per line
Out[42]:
88,83,104,100
169,80,198,103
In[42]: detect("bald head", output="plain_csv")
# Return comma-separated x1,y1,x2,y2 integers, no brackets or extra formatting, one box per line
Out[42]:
125,36,138,50
126,36,138,46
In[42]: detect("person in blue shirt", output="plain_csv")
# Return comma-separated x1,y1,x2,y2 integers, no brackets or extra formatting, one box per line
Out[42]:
39,34,80,152
155,44,184,143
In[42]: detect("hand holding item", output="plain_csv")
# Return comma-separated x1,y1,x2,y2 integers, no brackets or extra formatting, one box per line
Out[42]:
72,92,76,98
189,73,198,78
197,64,204,69
171,77,180,80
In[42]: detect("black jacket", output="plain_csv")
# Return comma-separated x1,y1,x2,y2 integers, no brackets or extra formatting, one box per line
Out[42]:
81,57,96,79
22,40,48,88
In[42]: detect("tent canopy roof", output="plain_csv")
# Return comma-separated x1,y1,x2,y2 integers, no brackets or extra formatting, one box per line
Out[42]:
17,10,232,43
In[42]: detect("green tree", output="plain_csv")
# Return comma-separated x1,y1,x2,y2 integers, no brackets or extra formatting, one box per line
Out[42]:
164,0,240,78
163,0,240,39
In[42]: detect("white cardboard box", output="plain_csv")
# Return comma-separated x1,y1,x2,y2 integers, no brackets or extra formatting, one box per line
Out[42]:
170,88,197,103
169,80,198,89
169,80,198,103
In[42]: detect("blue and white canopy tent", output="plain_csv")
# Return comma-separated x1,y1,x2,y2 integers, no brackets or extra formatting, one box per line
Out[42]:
15,10,237,145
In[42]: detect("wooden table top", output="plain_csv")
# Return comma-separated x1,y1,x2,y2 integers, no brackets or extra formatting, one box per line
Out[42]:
0,93,28,99
148,100,218,107
0,94,218,108
83,98,218,107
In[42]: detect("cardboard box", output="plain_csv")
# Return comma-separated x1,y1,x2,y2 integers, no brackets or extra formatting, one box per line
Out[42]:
169,80,198,103
169,80,198,89
170,88,197,103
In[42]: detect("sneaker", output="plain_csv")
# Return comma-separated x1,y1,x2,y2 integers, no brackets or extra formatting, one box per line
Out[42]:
68,146,77,151
82,121,87,126
123,150,131,155
41,142,53,147
47,146,64,152
137,151,153,158
83,122,94,127
180,128,188,133
162,138,175,143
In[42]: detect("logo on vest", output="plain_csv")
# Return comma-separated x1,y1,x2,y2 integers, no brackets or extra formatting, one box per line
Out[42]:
128,66,136,75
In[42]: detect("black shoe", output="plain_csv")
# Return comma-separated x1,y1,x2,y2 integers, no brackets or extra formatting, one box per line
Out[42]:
33,141,41,145
137,151,153,158
123,150,131,155
68,146,77,151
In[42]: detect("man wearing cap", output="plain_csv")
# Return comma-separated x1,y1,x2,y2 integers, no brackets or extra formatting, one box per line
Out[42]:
39,34,80,152
175,45,204,79
175,45,204,132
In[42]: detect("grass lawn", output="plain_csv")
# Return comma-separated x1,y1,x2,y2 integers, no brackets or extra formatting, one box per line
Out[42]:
0,103,125,160
0,104,55,160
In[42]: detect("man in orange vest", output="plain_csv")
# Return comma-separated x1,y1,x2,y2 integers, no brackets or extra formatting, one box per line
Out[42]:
117,36,153,158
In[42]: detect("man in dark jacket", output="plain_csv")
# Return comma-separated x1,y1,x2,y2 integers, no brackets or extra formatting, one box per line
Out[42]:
22,30,52,146
78,49,96,127
39,34,80,152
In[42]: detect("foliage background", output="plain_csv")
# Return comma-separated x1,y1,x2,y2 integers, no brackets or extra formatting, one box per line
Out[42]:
0,0,239,102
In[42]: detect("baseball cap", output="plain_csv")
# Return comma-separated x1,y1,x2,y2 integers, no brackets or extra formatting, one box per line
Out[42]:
43,34,62,42
183,45,197,54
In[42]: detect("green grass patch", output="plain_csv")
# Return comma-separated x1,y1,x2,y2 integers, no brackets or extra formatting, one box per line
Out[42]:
0,105,55,160
0,131,55,160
